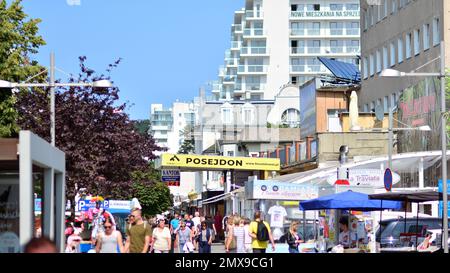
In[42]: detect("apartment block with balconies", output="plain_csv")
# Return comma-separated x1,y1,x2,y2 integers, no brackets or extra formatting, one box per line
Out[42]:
212,0,360,102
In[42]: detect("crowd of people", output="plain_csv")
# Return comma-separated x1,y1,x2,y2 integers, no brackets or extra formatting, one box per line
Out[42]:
59,207,285,254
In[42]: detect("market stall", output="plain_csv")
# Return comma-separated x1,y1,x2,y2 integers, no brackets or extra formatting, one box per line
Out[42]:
299,190,402,253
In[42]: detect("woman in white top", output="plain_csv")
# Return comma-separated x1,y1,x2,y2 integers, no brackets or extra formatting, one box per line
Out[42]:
95,220,124,253
243,218,253,253
151,219,171,253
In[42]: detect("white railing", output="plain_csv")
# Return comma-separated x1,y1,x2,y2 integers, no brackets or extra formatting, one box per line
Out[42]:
307,28,321,36
238,65,267,73
329,47,344,53
290,65,327,73
290,29,305,36
346,28,360,35
244,28,264,36
330,29,344,35
307,47,322,54
346,46,360,53
290,65,305,72
291,47,305,54
240,47,267,55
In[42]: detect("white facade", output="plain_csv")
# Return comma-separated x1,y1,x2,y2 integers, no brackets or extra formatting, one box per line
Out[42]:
212,0,360,101
149,102,195,155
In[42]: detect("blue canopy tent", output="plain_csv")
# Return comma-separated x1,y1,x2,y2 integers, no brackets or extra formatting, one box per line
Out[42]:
300,190,402,211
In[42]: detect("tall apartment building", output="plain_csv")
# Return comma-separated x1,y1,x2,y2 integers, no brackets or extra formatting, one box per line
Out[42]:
211,0,361,101
359,0,450,189
150,102,195,154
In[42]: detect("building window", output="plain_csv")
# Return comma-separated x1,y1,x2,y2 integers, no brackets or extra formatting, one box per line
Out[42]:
414,29,420,55
376,50,381,73
346,22,359,35
330,40,344,53
330,4,344,11
383,96,389,113
383,0,388,18
291,4,298,11
390,42,396,67
330,22,343,35
369,6,374,26
383,46,388,70
398,37,404,63
364,104,368,112
281,109,300,128
391,0,397,14
346,3,359,10
314,4,320,11
433,18,440,46
391,93,397,108
363,57,368,79
369,53,375,76
307,4,320,11
370,101,375,112
423,23,430,50
242,105,254,125
377,98,382,107
406,33,412,59
221,104,233,124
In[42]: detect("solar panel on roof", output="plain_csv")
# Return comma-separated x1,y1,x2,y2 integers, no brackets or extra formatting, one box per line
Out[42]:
317,57,361,83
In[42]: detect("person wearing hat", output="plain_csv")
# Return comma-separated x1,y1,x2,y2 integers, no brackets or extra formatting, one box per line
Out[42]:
151,218,171,253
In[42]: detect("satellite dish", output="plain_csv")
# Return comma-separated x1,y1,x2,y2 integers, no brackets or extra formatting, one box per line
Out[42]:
375,105,384,121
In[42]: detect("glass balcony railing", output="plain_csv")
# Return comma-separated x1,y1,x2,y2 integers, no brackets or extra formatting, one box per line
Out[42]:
231,41,242,49
329,47,344,53
290,65,305,72
346,28,360,35
223,75,236,82
245,10,263,19
307,47,322,54
238,65,267,73
307,29,321,36
245,84,265,91
226,58,239,66
290,29,305,36
233,24,243,32
240,47,267,55
291,47,305,54
330,29,344,35
234,83,242,90
244,28,264,36
346,46,360,53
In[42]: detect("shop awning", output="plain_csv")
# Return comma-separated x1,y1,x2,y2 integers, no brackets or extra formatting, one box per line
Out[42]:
369,190,450,203
299,190,402,211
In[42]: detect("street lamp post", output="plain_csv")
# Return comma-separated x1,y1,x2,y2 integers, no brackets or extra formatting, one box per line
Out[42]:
380,40,447,253
0,52,113,147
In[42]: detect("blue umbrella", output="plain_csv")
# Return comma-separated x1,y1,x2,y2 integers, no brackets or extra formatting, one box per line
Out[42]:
299,190,402,211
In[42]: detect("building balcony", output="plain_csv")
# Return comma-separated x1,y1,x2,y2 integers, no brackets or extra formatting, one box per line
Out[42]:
226,58,239,66
244,84,265,92
290,10,360,20
240,47,268,55
345,46,360,53
290,65,328,73
238,65,268,74
232,24,243,32
329,47,344,54
223,75,236,84
345,28,360,36
330,29,344,36
243,28,265,37
245,10,264,19
231,41,242,50
291,47,305,54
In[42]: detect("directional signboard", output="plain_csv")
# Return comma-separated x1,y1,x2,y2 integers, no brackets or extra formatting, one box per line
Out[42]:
162,169,180,186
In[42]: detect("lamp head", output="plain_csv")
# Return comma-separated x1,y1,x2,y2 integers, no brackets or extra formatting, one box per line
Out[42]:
380,69,405,77
418,125,431,131
92,80,113,88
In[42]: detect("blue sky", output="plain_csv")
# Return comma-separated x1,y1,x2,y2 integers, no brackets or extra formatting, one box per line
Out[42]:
20,0,244,120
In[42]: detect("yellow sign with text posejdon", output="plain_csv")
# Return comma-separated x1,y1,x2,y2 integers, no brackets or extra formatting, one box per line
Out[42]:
161,153,280,171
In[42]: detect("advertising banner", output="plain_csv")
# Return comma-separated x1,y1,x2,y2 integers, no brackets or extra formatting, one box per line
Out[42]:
161,153,280,171
326,169,400,187
245,179,318,201
161,169,180,186
300,79,317,140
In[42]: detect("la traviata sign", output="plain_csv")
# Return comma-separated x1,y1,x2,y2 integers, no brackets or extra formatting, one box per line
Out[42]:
327,169,400,188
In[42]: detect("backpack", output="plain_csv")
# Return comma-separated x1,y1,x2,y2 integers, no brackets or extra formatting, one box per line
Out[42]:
256,221,270,242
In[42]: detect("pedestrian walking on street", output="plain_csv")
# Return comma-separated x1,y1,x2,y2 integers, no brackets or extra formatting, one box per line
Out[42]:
226,216,246,253
175,221,194,253
151,218,171,253
243,218,253,253
196,221,213,253
124,208,152,253
249,211,275,253
205,215,217,242
286,221,303,253
95,220,124,253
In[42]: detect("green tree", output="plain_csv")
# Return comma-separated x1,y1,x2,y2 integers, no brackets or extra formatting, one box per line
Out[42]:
133,119,150,136
131,164,173,216
0,0,46,137
178,125,195,154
